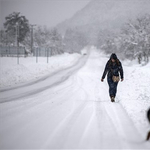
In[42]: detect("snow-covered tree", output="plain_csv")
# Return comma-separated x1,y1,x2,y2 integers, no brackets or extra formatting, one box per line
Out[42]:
0,30,5,46
33,26,63,55
4,12,30,46
100,14,150,63
119,14,150,63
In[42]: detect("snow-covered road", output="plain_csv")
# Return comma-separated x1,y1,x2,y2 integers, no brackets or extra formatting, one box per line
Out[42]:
0,53,88,103
0,50,149,149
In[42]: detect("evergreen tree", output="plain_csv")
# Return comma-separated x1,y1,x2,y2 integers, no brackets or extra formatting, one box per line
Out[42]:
4,12,30,46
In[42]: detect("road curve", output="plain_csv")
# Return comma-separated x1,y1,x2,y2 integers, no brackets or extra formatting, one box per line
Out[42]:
0,53,89,103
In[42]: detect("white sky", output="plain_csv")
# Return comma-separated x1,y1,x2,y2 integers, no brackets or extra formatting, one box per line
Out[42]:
0,0,91,29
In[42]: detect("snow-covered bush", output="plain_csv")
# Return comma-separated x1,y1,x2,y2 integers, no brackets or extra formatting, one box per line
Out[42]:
101,14,150,64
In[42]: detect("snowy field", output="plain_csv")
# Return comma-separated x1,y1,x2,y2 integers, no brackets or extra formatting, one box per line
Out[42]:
0,53,81,88
0,47,150,149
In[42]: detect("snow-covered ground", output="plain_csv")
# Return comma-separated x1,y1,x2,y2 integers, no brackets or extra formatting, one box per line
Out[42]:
0,47,150,149
119,59,150,140
0,53,81,88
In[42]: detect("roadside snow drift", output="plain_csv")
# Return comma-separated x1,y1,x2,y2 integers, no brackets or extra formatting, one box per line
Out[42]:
0,53,81,88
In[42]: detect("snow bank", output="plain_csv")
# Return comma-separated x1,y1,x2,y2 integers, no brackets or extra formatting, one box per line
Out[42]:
0,53,81,88
118,59,150,138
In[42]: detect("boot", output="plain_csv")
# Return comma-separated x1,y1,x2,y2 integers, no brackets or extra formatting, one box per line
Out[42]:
111,96,115,102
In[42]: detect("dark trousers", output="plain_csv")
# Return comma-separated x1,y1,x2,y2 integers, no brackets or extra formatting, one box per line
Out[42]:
107,77,118,97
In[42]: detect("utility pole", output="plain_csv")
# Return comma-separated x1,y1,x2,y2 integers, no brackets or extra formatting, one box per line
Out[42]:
0,29,2,45
0,29,2,56
5,30,8,56
16,22,19,64
30,24,36,53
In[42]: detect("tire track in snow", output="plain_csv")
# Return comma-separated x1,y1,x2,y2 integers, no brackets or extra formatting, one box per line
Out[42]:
104,102,148,149
1,74,73,111
62,102,97,149
78,102,99,148
42,74,94,148
0,74,80,131
0,63,91,149
0,74,76,119
42,101,87,149
0,56,86,92
0,55,89,103
95,102,122,149
2,81,88,148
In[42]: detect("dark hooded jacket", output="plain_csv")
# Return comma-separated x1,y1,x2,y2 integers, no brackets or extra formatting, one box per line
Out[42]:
102,54,123,79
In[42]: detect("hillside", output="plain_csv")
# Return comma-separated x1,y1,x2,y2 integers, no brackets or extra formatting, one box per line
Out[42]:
56,0,150,43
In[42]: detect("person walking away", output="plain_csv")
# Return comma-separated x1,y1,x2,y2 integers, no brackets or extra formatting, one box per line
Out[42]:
146,108,150,141
101,53,124,102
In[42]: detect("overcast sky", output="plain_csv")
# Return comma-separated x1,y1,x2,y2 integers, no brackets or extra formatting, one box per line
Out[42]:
0,0,91,29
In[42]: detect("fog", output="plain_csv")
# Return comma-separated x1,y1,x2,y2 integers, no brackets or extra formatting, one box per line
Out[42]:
0,0,90,29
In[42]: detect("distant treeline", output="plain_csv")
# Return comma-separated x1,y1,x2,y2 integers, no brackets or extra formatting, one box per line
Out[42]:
99,14,150,64
1,12,150,64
